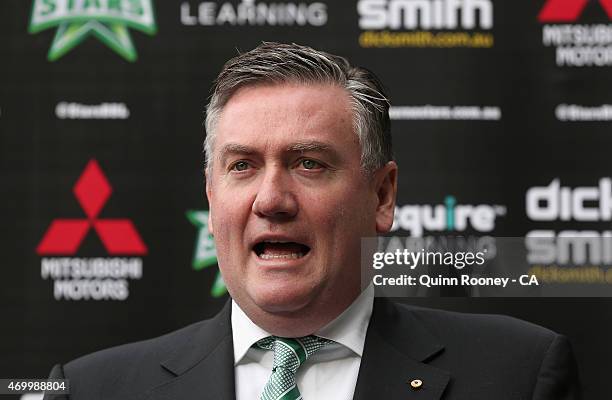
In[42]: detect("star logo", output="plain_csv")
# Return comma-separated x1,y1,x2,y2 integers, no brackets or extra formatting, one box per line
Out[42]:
186,210,227,298
29,0,157,62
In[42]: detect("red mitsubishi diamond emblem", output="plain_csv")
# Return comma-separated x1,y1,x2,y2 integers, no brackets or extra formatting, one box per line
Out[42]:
539,0,612,22
37,159,148,255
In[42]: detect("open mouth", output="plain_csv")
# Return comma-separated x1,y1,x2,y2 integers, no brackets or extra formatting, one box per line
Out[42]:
253,241,311,260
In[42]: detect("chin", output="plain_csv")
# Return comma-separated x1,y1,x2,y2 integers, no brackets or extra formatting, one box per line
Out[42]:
249,283,317,314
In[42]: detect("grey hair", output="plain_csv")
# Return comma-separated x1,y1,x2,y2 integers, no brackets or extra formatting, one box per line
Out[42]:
204,42,392,173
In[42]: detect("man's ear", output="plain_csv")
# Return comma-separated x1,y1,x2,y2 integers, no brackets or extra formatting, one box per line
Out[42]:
205,169,214,236
374,161,398,233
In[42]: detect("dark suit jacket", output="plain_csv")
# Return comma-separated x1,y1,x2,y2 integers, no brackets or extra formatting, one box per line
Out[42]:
43,298,580,400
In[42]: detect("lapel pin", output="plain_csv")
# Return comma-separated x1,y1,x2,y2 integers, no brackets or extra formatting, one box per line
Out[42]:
409,379,423,390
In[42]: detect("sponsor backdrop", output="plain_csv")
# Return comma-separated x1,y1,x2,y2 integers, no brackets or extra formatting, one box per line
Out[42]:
1,0,612,398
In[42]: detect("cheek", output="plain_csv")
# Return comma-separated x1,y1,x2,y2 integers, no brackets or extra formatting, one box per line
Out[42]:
307,186,373,244
212,184,253,223
211,199,250,255
319,183,373,220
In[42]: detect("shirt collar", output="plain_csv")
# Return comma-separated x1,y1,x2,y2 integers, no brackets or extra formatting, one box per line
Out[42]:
315,284,374,357
231,300,271,365
231,285,374,364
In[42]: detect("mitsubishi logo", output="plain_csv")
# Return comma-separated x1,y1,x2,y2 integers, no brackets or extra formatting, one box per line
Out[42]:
539,0,612,22
37,159,147,255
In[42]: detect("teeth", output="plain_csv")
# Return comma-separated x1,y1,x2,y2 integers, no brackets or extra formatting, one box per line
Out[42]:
260,253,304,260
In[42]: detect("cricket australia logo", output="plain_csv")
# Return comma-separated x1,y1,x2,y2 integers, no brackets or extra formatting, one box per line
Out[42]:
29,0,157,62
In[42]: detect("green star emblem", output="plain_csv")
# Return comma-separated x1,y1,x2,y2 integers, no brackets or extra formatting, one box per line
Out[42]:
29,0,157,62
186,210,227,298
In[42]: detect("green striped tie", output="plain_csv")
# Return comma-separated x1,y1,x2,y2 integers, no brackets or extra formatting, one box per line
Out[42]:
255,336,332,400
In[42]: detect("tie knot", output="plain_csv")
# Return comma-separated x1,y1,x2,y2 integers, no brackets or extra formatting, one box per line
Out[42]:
255,336,332,373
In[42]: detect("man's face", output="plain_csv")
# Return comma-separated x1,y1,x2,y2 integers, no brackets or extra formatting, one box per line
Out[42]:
206,83,395,319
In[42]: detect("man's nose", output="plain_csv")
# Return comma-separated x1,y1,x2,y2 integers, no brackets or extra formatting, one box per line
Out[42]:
252,167,298,219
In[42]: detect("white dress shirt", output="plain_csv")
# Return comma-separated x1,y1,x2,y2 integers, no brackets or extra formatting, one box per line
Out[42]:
232,285,374,400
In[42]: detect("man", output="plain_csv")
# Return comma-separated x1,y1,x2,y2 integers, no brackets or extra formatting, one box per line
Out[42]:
45,42,580,400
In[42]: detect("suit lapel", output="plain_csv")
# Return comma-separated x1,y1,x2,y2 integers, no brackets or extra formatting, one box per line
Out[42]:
145,301,235,400
353,298,450,400
142,298,450,400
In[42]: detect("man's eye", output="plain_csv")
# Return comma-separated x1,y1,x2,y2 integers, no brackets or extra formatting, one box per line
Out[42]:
231,161,250,171
301,159,321,170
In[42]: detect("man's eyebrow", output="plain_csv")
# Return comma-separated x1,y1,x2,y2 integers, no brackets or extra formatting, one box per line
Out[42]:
217,143,257,163
216,140,341,164
286,141,336,153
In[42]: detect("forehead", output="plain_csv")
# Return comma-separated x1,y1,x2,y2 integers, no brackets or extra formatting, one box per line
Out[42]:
214,83,358,152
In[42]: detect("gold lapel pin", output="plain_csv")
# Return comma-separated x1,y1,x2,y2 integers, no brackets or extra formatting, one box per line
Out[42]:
409,379,423,390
